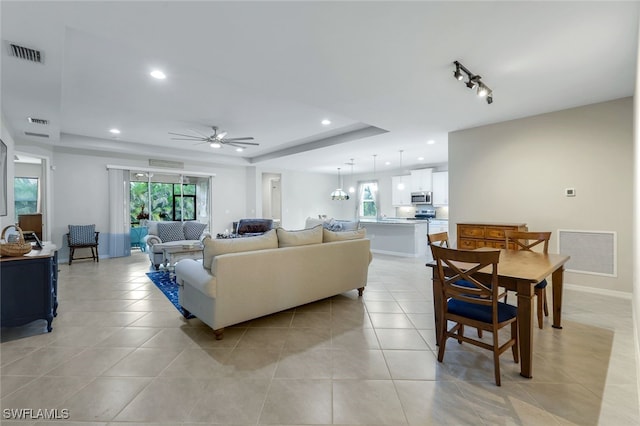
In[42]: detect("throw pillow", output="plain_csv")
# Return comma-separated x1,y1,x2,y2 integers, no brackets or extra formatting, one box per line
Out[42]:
337,220,360,231
276,225,323,248
304,217,324,229
183,221,207,240
157,221,185,242
68,224,96,245
146,221,160,236
323,228,366,242
203,229,278,272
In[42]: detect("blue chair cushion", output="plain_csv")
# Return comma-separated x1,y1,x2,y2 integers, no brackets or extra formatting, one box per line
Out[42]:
68,224,96,245
447,299,517,323
535,278,548,289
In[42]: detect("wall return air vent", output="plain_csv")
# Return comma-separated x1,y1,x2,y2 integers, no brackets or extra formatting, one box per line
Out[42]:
24,131,49,138
27,117,49,125
8,42,43,63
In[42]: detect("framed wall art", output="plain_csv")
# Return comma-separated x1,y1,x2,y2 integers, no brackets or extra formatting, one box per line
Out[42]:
0,139,7,216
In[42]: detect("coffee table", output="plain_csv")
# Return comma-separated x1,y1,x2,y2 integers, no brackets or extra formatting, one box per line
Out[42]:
162,244,203,278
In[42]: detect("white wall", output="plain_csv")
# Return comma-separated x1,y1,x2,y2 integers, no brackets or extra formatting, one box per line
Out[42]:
449,97,633,294
0,115,15,230
633,13,640,405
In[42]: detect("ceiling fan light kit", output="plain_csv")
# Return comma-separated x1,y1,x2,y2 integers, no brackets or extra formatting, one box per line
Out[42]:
169,126,258,150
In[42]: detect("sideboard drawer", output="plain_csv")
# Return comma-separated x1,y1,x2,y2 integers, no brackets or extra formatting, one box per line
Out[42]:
459,226,484,239
486,227,509,240
458,239,477,250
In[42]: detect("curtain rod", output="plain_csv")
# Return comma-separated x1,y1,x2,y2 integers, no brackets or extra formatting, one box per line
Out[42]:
106,164,216,178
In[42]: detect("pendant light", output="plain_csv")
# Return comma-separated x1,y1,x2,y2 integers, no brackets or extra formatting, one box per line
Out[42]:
348,158,356,194
330,167,349,200
397,150,405,190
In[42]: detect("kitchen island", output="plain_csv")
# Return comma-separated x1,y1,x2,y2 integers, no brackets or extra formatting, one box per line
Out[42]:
360,219,431,258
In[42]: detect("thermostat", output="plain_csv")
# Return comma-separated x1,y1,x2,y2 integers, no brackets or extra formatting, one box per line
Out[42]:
565,188,576,197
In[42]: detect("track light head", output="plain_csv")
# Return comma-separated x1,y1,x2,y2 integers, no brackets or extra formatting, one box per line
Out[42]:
477,83,489,97
453,62,464,81
486,94,493,104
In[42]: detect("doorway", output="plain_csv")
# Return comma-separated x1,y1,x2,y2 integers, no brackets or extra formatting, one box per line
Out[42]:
14,153,49,239
262,173,282,228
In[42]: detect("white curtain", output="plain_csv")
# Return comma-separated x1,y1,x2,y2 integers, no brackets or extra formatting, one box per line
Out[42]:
108,168,130,258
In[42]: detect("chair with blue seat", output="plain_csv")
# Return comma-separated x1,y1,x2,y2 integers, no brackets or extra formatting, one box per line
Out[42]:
431,245,519,386
504,230,552,329
428,231,483,338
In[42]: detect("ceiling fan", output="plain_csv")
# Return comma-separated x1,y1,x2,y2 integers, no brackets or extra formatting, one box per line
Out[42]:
169,126,258,150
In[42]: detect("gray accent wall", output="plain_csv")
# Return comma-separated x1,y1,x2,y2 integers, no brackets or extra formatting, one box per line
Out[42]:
449,97,633,294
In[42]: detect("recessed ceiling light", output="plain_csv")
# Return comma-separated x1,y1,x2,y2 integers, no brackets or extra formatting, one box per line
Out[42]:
321,119,331,125
385,161,391,166
427,140,435,145
235,147,244,152
109,128,121,134
418,157,424,161
150,70,166,80
210,142,222,149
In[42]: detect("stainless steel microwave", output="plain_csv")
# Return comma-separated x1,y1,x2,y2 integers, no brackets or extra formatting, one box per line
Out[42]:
411,192,432,204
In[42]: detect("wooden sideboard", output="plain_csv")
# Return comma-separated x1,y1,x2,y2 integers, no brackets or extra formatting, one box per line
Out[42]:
457,222,528,250
0,243,58,332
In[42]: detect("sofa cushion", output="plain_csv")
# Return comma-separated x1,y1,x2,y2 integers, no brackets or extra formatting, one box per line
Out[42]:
277,225,323,248
203,229,278,272
304,217,324,228
157,221,185,242
146,221,160,236
323,228,366,242
183,221,207,240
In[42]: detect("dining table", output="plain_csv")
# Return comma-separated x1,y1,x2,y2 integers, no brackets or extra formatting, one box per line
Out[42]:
426,248,571,378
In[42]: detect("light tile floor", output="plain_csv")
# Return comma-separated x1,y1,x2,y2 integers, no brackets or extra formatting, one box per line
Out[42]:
1,251,638,425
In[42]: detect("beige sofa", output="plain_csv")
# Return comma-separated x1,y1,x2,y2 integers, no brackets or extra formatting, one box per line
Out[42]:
175,226,371,339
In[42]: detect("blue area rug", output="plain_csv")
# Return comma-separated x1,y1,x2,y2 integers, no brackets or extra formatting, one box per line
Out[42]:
146,271,194,319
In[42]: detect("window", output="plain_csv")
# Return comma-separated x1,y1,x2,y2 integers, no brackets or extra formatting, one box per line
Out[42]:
130,180,198,223
358,181,378,219
14,177,39,215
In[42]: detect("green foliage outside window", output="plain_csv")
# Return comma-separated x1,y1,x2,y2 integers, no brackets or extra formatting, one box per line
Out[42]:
130,181,196,224
14,177,38,216
360,182,378,218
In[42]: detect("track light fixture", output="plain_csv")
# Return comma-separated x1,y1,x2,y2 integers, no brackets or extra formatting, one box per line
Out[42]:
453,60,493,105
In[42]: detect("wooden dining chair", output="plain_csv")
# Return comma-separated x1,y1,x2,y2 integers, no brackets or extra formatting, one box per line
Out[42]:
431,245,518,386
504,230,552,329
427,231,449,248
428,231,485,338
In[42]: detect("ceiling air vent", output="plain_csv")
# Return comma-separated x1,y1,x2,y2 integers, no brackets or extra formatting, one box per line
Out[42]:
27,117,48,125
24,131,49,138
8,43,43,63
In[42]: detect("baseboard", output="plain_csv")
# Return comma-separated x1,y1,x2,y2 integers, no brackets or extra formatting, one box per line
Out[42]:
564,282,632,299
370,249,419,258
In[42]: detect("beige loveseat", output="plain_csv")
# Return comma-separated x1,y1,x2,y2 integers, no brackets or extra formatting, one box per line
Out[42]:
175,226,371,339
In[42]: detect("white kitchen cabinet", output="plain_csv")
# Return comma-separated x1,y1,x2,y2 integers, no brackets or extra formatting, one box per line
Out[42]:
432,171,449,205
410,168,433,192
391,175,411,206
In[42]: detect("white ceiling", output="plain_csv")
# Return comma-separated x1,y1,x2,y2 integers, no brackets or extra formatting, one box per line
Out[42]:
1,1,638,174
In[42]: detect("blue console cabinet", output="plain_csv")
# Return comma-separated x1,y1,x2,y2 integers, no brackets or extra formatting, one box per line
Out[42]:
1,244,58,332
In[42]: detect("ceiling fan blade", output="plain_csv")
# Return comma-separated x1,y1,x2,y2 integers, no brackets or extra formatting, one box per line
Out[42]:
224,141,260,146
168,132,206,140
222,137,255,141
171,137,207,141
